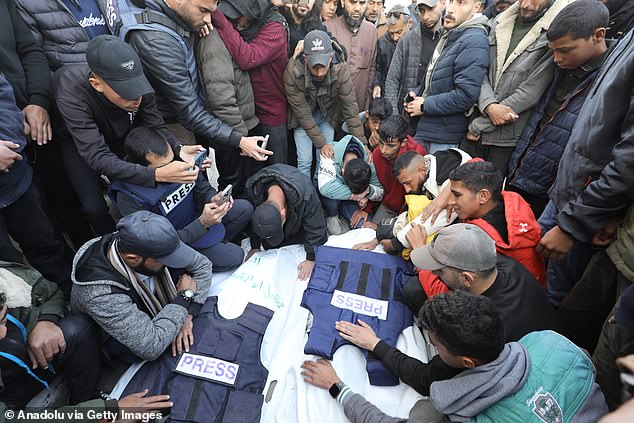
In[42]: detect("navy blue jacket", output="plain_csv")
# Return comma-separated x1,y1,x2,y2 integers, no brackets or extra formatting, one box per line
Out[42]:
508,68,599,197
0,73,31,209
414,17,489,144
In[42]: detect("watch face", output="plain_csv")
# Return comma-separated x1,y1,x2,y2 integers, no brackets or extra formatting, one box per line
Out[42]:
184,289,194,299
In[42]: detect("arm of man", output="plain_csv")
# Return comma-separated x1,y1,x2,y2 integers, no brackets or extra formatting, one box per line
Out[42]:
338,65,368,144
367,167,384,202
318,155,355,200
127,31,242,148
422,36,489,116
56,95,156,186
212,12,288,70
284,60,328,148
183,252,213,307
342,394,410,423
384,40,404,113
302,193,329,261
197,32,249,135
366,29,378,107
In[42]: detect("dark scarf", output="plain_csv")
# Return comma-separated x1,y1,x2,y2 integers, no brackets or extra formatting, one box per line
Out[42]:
224,0,289,42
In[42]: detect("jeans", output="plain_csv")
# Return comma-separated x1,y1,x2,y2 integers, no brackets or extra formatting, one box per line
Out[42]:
197,199,252,272
539,200,595,306
419,141,458,154
294,110,334,177
321,197,370,229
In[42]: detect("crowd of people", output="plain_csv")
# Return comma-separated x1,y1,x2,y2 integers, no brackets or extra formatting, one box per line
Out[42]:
1,0,634,421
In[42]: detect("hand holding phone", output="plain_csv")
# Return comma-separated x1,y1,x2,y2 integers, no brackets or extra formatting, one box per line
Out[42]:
192,150,207,170
218,184,233,205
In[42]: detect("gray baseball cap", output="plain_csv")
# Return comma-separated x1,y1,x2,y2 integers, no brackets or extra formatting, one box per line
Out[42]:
410,224,497,272
304,30,333,67
117,211,196,268
416,0,438,7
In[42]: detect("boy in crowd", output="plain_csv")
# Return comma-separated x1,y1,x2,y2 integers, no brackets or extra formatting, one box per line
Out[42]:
303,291,607,422
507,0,611,217
318,135,384,235
110,127,253,272
449,161,546,287
343,97,394,149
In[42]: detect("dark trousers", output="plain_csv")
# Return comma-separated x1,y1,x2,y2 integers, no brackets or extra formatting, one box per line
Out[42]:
60,139,116,235
252,122,288,165
0,184,72,296
198,199,253,272
459,139,515,176
0,314,101,409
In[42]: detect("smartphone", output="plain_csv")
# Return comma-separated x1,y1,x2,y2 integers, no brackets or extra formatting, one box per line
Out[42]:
193,150,207,170
260,134,270,151
218,184,233,205
404,93,415,103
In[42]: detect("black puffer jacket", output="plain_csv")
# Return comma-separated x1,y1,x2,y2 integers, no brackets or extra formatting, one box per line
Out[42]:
551,30,634,242
246,164,327,261
15,0,92,70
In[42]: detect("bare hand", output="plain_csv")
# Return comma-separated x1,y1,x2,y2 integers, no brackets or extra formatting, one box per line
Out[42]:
350,209,368,228
0,141,23,172
155,161,199,183
239,136,273,161
405,222,428,249
244,247,260,262
320,143,334,159
592,218,622,247
22,105,52,145
199,201,229,227
297,260,315,281
176,274,197,292
484,103,518,126
419,185,453,225
293,40,305,59
180,145,211,170
404,92,424,117
357,197,368,209
466,131,481,142
372,86,381,98
117,390,173,415
171,314,194,356
536,226,575,261
27,321,66,369
199,22,213,37
301,359,340,390
335,319,380,351
362,221,377,230
368,130,381,149
352,239,379,250
350,187,370,202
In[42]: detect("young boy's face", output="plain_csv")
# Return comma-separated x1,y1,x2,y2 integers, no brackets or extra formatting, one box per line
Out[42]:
378,137,406,161
365,114,382,134
548,30,605,71
449,180,486,220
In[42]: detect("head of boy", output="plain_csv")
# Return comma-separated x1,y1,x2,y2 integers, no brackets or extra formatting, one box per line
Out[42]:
341,141,372,195
304,30,334,83
366,97,393,136
393,151,427,194
443,0,482,30
420,290,505,368
546,0,608,71
377,115,408,161
87,35,153,112
124,127,174,168
449,161,503,221
411,223,498,293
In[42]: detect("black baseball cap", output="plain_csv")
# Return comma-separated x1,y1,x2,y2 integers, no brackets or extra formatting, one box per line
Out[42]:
86,35,153,101
117,211,196,268
251,202,284,247
304,30,333,67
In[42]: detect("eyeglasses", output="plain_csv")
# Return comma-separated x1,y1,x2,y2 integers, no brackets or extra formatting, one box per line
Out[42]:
387,11,407,19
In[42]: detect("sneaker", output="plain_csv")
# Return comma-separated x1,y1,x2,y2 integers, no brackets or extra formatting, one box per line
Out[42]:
326,216,344,235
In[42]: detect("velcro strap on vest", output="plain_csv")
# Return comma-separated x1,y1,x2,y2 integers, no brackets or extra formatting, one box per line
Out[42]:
135,8,190,37
238,304,275,336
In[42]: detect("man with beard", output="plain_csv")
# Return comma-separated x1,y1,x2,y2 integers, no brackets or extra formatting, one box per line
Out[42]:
281,0,327,56
71,211,212,363
325,0,378,111
483,0,518,19
465,0,570,175
364,0,387,37
602,0,634,39
212,0,290,171
384,0,443,116
98,0,270,178
372,5,411,98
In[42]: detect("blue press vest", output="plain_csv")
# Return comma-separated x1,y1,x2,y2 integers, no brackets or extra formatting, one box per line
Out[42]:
0,315,55,390
110,179,225,249
122,297,273,422
301,246,414,386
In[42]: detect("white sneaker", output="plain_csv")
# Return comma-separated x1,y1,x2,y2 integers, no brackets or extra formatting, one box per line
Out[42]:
326,216,344,235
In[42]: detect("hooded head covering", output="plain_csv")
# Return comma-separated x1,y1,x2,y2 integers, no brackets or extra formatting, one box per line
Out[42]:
219,0,289,42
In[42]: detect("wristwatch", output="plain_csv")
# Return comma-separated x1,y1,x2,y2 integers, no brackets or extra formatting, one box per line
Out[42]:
177,289,195,302
328,381,344,399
